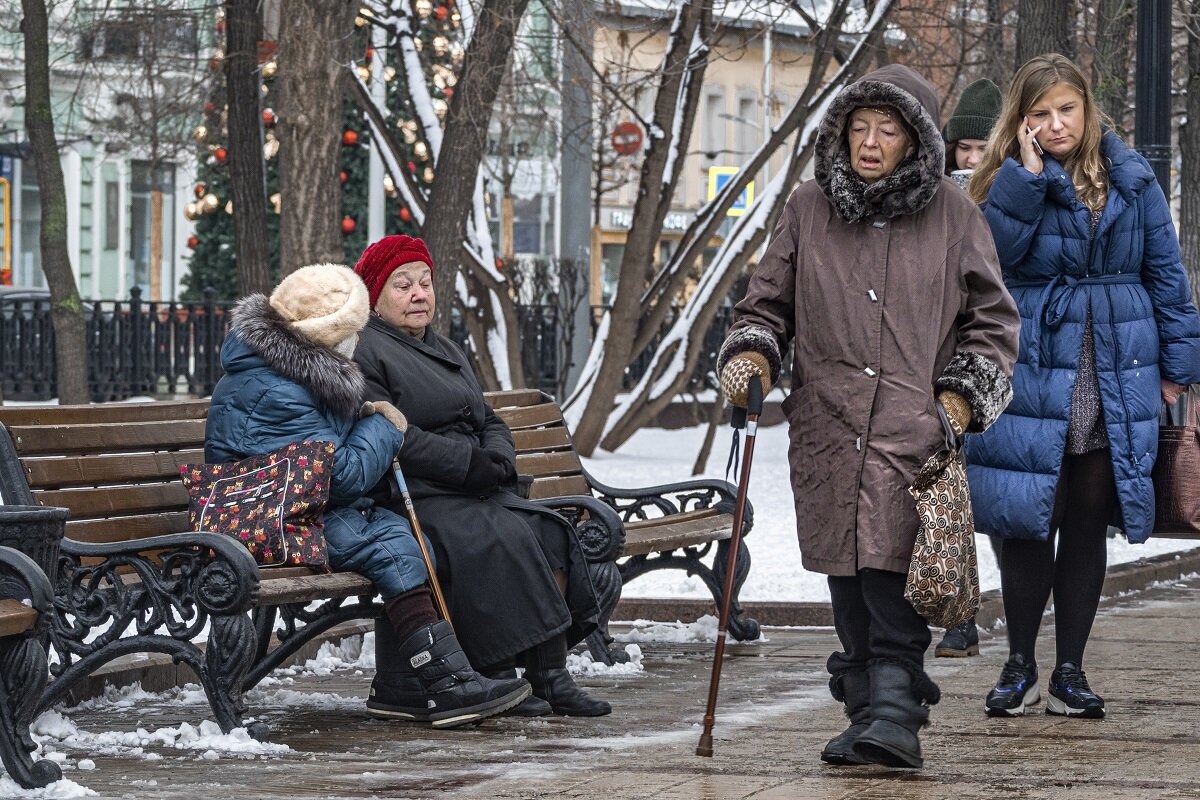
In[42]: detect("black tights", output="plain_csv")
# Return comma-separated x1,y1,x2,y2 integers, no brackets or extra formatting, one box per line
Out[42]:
1000,448,1116,668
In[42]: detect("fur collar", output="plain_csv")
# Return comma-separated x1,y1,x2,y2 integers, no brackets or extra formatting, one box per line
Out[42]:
228,294,366,420
814,67,945,222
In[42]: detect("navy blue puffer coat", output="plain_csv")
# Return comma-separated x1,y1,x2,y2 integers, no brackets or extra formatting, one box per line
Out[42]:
205,296,427,597
966,133,1200,543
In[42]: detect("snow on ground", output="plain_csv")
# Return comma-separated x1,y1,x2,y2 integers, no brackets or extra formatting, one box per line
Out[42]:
584,422,1200,603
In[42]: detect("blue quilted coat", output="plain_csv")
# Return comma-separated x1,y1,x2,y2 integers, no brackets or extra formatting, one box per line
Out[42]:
966,133,1200,543
206,296,428,597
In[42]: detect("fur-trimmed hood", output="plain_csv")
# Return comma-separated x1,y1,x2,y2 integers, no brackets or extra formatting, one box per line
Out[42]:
814,64,945,222
223,294,366,420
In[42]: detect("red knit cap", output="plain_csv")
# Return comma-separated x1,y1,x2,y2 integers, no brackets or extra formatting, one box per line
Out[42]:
353,235,435,308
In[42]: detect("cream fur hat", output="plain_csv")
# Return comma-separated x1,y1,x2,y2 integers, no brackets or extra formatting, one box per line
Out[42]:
268,263,370,348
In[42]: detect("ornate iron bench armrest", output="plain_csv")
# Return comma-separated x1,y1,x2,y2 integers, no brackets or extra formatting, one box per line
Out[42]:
533,494,625,563
0,547,62,789
583,469,744,525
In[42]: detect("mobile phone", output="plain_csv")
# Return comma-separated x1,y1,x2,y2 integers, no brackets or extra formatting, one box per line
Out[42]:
1026,127,1043,155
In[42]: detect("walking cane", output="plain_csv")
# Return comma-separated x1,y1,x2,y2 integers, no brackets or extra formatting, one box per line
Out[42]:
391,460,452,623
696,376,764,757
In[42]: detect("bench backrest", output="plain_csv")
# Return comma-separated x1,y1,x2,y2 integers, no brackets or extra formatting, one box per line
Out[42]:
0,390,588,545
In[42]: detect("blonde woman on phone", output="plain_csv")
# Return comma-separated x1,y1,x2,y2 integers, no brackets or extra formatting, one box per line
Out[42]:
966,54,1200,719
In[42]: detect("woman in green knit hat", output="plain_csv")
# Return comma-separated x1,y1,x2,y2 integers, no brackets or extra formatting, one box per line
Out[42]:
935,76,1004,658
944,77,1003,182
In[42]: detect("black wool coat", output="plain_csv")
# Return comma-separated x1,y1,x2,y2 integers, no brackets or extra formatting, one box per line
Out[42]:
354,315,600,666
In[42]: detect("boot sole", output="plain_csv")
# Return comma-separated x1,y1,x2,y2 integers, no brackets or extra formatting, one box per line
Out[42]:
985,684,1040,717
430,684,533,729
934,643,980,658
1046,693,1105,719
851,737,923,769
366,702,430,722
820,749,868,766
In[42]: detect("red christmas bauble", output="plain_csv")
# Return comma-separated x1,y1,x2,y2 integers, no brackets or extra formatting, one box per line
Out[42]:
365,47,374,63
262,109,276,128
204,101,216,115
435,6,448,20
214,147,228,163
341,216,357,234
399,207,412,222
187,235,200,249
443,87,453,100
340,170,348,185
407,161,416,173
342,129,359,146
216,19,225,35
193,184,205,198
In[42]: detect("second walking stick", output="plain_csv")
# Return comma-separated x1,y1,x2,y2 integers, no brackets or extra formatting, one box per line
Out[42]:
391,460,452,623
696,377,764,757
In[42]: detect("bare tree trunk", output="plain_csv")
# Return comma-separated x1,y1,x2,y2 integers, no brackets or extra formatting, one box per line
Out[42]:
424,0,532,332
224,0,272,294
691,396,725,475
1181,5,1200,305
20,0,88,404
982,0,1008,87
1093,0,1133,134
277,0,358,276
1016,0,1074,66
570,0,710,455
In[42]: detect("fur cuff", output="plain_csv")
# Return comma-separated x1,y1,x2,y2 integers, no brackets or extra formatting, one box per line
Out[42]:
933,351,1012,433
716,325,782,385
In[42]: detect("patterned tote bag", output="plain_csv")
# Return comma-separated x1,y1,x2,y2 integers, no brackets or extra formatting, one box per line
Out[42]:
904,406,980,629
181,440,336,569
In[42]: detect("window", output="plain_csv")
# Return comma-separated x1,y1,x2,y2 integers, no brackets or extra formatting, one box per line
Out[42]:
104,182,118,251
80,10,199,61
703,90,726,161
735,95,759,157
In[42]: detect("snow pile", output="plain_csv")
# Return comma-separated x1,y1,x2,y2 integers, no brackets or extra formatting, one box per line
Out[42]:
31,710,292,760
0,775,96,799
271,631,376,677
566,644,645,677
615,615,723,644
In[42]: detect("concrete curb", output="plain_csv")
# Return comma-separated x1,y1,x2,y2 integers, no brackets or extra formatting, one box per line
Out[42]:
613,546,1200,629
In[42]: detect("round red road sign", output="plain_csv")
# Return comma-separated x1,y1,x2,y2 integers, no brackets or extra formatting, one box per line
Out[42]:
611,121,643,156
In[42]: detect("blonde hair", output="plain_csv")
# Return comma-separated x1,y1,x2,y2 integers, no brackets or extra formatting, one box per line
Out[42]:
968,54,1108,212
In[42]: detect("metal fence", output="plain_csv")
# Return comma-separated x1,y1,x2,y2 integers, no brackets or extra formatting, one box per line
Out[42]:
0,289,735,402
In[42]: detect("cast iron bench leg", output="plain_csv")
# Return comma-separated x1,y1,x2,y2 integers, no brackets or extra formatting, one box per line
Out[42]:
205,612,268,741
0,635,62,788
713,536,759,642
584,560,625,666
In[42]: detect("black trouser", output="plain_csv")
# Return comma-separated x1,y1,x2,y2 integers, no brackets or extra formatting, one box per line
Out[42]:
827,568,932,677
1000,448,1116,667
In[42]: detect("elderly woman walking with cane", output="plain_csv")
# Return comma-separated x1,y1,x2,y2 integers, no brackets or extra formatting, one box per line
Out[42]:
717,64,1019,768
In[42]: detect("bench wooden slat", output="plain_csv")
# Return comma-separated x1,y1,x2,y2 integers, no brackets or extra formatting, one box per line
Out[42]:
257,571,375,606
35,484,190,519
516,450,583,478
0,400,209,426
623,513,733,556
65,511,192,543
528,475,590,499
23,450,205,488
0,599,38,638
482,389,546,409
625,507,722,530
495,403,565,430
511,427,572,453
8,420,207,456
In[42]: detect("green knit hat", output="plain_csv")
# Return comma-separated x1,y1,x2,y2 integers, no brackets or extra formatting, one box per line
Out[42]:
944,78,1002,143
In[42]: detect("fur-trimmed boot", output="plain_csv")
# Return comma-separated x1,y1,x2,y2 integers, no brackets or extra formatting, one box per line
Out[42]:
851,661,939,769
820,669,872,765
368,620,531,728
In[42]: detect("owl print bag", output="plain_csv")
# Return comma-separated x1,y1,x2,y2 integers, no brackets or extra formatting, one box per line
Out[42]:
181,440,336,569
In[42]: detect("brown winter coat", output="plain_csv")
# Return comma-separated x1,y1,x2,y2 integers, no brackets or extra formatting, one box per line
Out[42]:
718,64,1019,577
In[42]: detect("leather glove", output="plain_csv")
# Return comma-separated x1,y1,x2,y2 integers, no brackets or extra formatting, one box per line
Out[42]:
719,351,772,409
936,390,972,436
491,449,517,483
360,400,408,432
463,446,507,492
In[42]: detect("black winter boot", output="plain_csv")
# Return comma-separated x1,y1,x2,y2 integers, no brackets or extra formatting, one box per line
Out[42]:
851,661,938,769
934,618,980,657
525,634,612,717
368,620,531,728
481,663,553,717
820,669,871,766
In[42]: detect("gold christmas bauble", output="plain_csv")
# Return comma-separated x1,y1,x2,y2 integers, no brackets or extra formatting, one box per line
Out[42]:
451,11,461,25
423,167,435,183
192,124,208,143
432,36,449,56
414,141,429,161
384,66,396,82
225,200,234,215
433,73,446,89
263,135,280,160
432,98,448,120
184,202,200,221
401,127,417,144
261,60,277,79
356,65,371,82
202,193,220,213
449,42,464,64
270,193,281,214
383,175,396,197
415,0,433,16
445,72,458,88
260,83,269,96
413,37,423,53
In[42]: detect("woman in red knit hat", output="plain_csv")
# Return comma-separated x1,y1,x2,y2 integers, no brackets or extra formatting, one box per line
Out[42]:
352,235,611,718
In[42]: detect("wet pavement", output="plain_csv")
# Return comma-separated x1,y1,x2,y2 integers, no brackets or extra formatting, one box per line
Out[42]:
29,574,1200,799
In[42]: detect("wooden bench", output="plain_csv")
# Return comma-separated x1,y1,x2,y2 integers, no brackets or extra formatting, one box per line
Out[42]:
489,389,759,663
0,388,756,740
0,545,61,789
